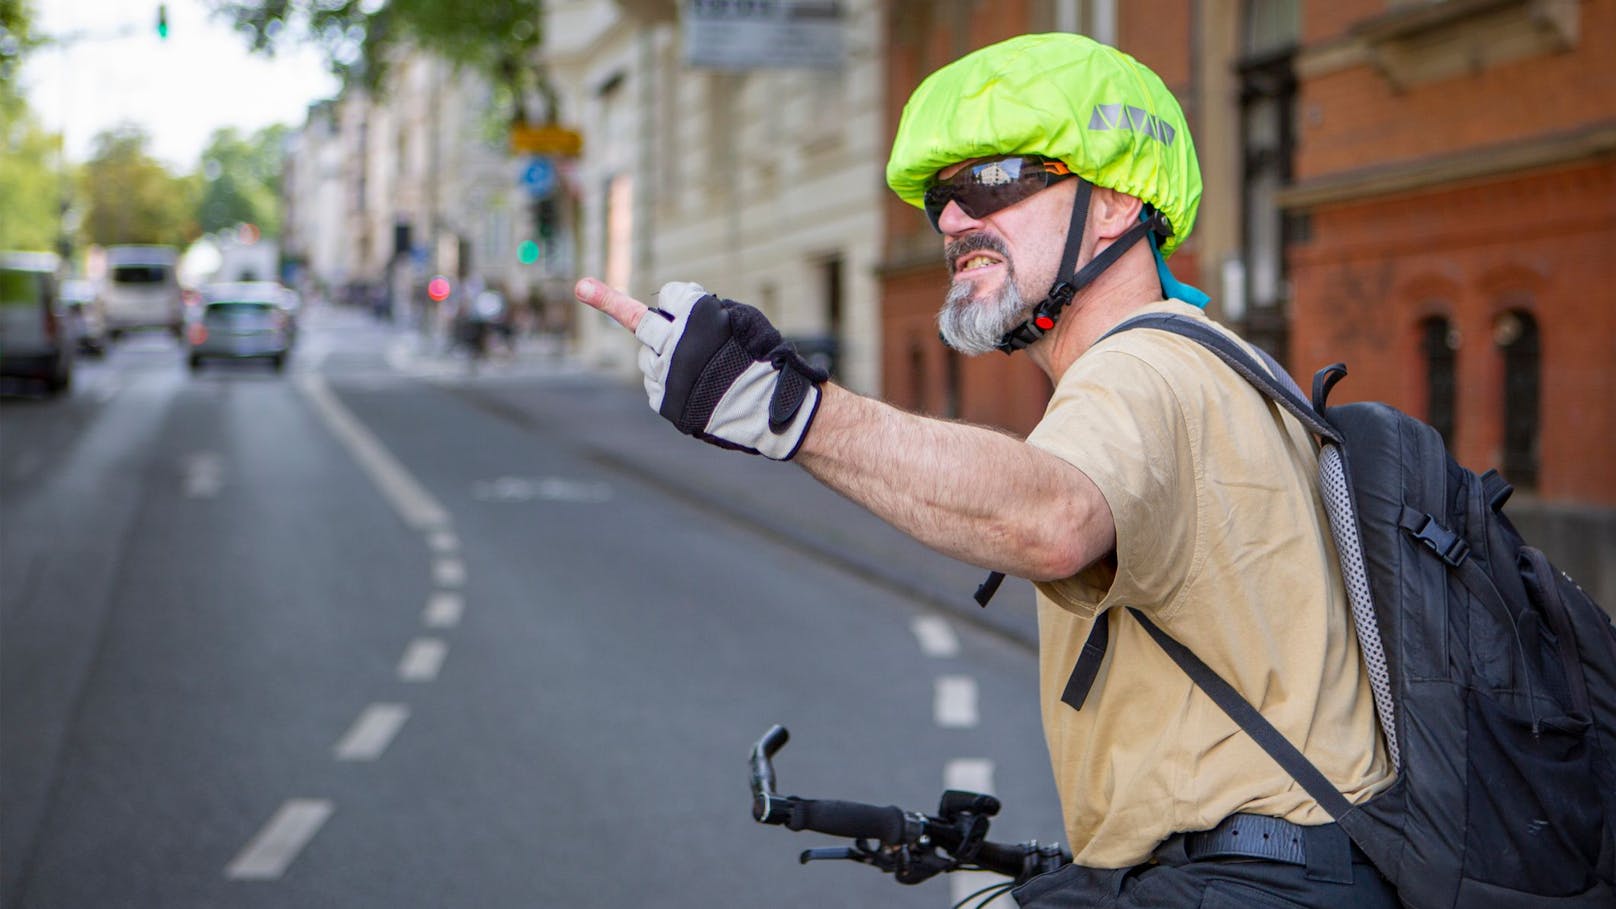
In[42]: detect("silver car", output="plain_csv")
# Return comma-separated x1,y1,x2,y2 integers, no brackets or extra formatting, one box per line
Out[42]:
187,283,293,373
0,251,73,395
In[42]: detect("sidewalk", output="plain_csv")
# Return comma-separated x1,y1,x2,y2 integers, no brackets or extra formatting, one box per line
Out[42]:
412,329,1044,651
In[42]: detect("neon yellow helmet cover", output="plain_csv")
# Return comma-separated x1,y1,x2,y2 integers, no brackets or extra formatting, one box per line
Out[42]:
887,33,1201,259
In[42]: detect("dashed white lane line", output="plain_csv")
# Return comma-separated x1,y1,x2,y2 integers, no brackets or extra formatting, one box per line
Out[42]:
183,452,224,498
945,760,1010,907
297,375,449,532
911,616,960,658
334,703,410,761
433,558,465,587
428,530,459,554
424,591,464,628
399,638,448,681
944,758,996,795
935,676,979,728
225,799,333,880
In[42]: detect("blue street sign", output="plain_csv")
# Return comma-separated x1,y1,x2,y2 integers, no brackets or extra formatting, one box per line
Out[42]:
521,157,556,199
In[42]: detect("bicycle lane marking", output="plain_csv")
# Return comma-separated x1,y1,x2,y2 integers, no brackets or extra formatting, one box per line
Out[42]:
225,800,334,880
398,638,448,681
425,591,464,627
334,704,411,761
216,375,463,882
914,616,1014,905
911,615,960,657
296,376,450,532
935,675,979,727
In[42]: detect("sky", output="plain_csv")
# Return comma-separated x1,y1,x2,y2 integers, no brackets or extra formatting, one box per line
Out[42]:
24,0,341,170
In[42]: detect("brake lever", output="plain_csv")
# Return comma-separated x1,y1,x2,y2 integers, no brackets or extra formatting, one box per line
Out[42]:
800,846,863,865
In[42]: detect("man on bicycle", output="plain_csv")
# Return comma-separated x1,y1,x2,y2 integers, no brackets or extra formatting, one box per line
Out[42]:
576,32,1396,908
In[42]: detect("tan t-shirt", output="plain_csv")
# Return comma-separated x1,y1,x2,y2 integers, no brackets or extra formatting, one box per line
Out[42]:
1025,301,1393,868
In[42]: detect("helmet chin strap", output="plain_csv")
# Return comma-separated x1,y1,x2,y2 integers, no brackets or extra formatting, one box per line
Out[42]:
994,181,1171,354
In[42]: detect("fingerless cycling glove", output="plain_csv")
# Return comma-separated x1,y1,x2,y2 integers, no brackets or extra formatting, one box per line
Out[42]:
633,281,828,460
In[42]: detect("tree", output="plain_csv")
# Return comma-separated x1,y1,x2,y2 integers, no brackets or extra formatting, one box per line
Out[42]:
0,93,64,251
196,124,287,236
209,0,551,124
78,126,199,248
0,0,38,98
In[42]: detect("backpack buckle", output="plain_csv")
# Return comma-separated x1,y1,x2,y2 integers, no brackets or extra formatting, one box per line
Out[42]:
1408,514,1470,567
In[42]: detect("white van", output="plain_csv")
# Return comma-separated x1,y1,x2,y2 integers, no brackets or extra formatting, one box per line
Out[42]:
102,245,183,338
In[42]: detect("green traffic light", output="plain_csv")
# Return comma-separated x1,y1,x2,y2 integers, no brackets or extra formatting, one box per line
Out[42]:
156,4,169,39
517,240,540,265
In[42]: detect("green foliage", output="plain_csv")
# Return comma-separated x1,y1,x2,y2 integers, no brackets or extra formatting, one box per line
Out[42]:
196,125,287,235
0,94,63,251
78,126,199,248
208,0,548,122
0,0,37,96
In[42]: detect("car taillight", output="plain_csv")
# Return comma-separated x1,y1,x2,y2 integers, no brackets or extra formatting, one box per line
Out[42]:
43,305,58,341
188,324,208,345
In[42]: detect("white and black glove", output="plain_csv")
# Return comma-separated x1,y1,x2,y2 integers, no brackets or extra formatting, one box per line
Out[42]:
633,281,828,460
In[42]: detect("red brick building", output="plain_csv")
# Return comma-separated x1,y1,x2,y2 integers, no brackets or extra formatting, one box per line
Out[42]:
1284,0,1616,507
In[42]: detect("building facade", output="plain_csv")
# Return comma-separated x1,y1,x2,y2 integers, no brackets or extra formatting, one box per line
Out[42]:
543,0,887,394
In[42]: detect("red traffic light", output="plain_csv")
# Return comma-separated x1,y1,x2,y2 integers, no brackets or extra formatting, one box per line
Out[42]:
427,276,452,302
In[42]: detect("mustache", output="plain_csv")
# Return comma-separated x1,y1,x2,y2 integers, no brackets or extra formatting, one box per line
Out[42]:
944,233,1011,278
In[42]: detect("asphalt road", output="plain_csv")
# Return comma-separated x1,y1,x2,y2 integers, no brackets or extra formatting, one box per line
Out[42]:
1,305,1062,908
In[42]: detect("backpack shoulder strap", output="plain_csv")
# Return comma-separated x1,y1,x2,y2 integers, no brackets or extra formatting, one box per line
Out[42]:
1097,313,1341,445
1127,608,1357,819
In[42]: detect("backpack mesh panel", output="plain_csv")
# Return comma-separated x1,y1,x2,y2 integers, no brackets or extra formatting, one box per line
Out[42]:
1320,443,1400,770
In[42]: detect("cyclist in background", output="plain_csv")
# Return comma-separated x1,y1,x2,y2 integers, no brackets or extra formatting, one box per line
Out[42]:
575,33,1395,908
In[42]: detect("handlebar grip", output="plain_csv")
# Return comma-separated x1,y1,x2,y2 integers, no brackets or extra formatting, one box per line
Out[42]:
970,840,1032,879
789,799,906,844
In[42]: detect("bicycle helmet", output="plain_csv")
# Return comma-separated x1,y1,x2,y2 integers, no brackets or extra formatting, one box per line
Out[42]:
887,33,1206,352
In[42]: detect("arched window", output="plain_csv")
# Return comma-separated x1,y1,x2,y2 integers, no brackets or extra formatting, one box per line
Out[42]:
1420,316,1457,447
1495,309,1541,488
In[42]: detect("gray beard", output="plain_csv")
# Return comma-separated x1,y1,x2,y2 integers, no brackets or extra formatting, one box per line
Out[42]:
939,272,1032,355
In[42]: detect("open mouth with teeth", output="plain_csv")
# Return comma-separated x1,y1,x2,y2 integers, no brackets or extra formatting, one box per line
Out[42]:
958,255,1000,273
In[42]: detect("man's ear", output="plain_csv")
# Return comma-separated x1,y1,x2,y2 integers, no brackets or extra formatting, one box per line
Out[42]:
1089,187,1144,241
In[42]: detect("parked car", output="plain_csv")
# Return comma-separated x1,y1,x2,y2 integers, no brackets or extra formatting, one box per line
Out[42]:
59,278,108,356
102,245,183,339
187,283,294,372
0,251,72,394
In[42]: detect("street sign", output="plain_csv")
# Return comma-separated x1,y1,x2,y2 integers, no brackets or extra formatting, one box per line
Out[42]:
510,123,583,157
684,0,845,70
520,157,557,199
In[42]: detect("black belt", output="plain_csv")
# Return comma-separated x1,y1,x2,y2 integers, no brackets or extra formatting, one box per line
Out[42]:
1157,814,1362,884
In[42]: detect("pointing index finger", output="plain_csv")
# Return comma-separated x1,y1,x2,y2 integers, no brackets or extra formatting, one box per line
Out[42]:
574,278,647,332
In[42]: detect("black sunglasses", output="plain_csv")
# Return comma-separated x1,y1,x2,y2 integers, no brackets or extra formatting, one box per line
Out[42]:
923,155,1076,232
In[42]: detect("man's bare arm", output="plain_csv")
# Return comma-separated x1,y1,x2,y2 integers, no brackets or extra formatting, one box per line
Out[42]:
573,276,1114,580
796,384,1114,581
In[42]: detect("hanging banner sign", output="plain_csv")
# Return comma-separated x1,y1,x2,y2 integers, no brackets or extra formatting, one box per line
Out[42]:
683,0,845,70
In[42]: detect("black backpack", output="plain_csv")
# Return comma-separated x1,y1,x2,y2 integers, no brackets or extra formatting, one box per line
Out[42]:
1051,313,1616,907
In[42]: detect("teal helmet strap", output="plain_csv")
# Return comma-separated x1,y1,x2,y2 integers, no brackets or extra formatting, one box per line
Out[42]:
1150,216,1209,308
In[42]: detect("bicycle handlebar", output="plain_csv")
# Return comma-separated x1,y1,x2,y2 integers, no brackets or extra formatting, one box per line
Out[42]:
748,725,1071,886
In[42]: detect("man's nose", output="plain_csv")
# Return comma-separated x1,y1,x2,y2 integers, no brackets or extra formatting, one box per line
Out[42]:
936,199,985,237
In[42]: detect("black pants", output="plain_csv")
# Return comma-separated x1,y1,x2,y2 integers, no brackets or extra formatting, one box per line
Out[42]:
1012,827,1398,909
